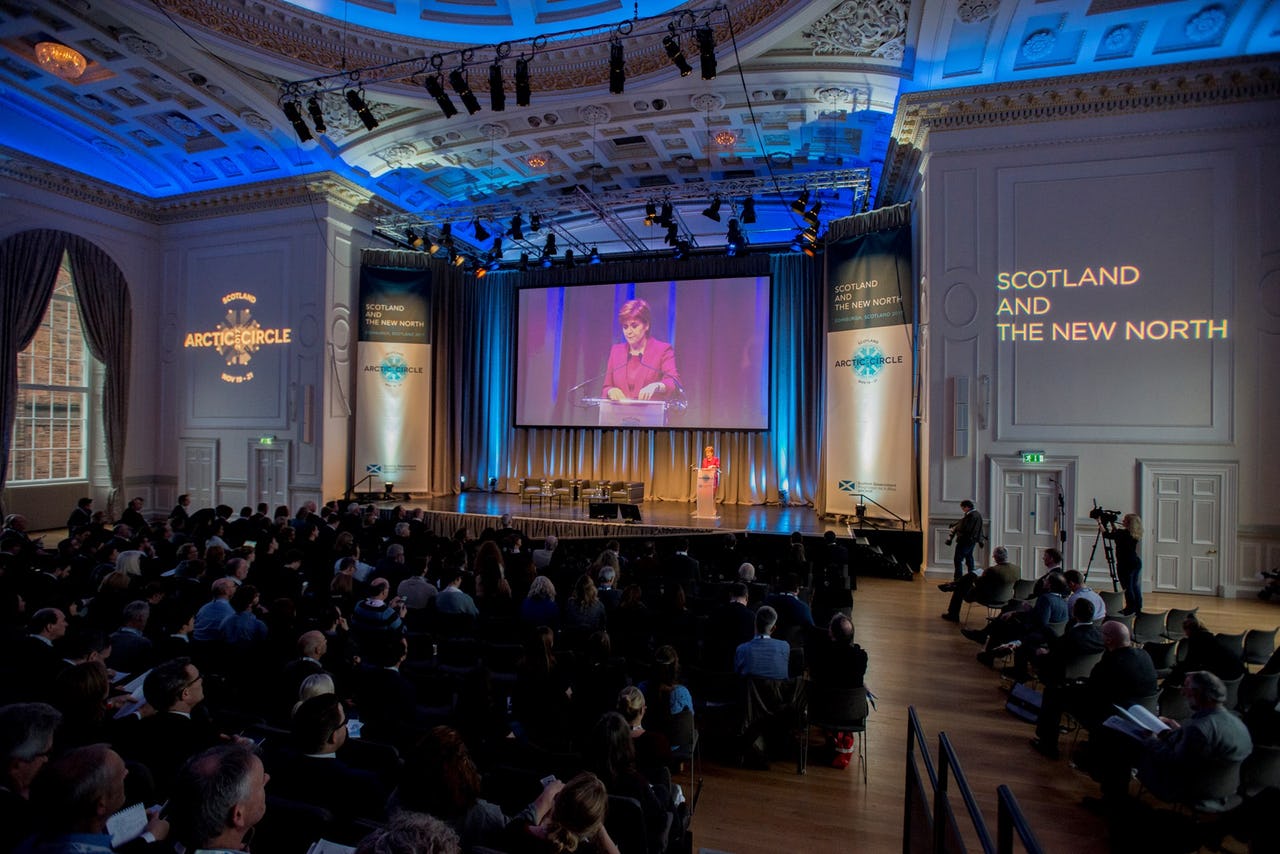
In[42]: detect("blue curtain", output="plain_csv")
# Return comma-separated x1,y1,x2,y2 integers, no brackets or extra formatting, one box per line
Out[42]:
361,249,823,505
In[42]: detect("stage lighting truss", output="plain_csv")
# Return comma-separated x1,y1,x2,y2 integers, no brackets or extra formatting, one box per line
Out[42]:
281,99,312,142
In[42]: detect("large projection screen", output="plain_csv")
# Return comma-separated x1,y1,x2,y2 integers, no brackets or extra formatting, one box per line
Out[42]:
515,276,771,429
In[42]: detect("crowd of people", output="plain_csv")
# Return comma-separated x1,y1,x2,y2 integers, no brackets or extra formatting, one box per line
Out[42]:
0,500,869,853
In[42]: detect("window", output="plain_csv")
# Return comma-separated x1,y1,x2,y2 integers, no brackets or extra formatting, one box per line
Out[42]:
8,254,98,482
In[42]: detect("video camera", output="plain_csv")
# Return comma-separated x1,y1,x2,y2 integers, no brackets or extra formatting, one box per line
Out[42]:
1089,501,1121,526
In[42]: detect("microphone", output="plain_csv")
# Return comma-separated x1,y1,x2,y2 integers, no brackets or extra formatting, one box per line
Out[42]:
567,369,608,395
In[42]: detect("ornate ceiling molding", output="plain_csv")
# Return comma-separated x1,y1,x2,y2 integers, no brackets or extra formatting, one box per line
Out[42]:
801,0,908,60
0,145,399,224
879,54,1280,205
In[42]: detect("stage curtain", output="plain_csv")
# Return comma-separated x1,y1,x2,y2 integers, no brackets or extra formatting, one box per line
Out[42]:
361,251,823,506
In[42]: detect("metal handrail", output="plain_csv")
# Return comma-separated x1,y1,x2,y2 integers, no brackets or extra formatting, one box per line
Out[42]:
937,733,995,854
995,785,1045,854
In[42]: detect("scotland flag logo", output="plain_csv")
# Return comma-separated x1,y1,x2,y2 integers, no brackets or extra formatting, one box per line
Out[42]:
366,464,382,475
838,480,858,495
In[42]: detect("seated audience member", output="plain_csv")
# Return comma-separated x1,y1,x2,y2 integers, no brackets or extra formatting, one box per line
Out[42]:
520,576,560,629
0,703,61,851
50,662,116,751
19,743,167,853
705,583,756,671
1091,671,1253,810
563,574,607,632
498,771,621,854
596,567,622,612
532,536,558,571
1006,597,1103,684
192,578,236,642
353,637,434,748
167,744,267,854
67,497,94,531
585,713,670,845
667,538,700,589
124,657,224,795
965,573,1069,666
1032,619,1156,759
393,725,525,850
270,693,386,822
1063,569,1106,622
435,567,479,617
1032,549,1065,596
763,574,814,634
940,546,1020,622
219,584,268,647
356,812,461,854
735,606,790,681
397,559,438,611
737,562,756,584
617,685,672,770
809,613,868,688
153,606,196,665
513,627,572,747
16,608,69,702
1165,615,1247,685
352,578,406,637
278,630,328,715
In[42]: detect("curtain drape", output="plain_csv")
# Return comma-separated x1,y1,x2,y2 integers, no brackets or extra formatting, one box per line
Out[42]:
0,229,132,518
363,250,824,506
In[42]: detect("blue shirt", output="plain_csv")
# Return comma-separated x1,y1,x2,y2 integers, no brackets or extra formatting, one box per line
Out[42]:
193,598,234,642
734,635,790,680
220,610,267,644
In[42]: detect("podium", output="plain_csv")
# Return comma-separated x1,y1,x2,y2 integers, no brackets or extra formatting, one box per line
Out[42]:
596,398,667,427
694,466,719,520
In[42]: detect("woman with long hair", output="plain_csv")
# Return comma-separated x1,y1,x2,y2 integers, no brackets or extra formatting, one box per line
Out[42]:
563,574,605,632
515,626,571,747
584,713,669,845
499,771,620,854
1106,513,1145,615
474,541,515,618
520,575,560,629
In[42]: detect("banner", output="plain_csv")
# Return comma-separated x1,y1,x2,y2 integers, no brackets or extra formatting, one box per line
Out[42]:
823,225,915,521
353,267,432,493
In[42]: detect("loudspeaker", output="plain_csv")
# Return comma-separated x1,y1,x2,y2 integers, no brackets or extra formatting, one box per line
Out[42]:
619,503,642,523
589,502,617,520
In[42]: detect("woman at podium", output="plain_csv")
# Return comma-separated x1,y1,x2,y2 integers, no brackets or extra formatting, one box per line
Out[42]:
701,445,720,487
602,299,681,401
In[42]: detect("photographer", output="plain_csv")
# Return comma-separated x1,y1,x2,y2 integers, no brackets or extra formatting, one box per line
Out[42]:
1102,513,1144,615
946,500,985,581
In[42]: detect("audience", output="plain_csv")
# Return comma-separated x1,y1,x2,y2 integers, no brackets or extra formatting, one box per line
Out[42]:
168,744,266,853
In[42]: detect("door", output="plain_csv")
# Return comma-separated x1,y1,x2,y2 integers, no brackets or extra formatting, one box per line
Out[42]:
180,440,216,509
994,468,1065,580
1147,470,1225,595
252,445,288,510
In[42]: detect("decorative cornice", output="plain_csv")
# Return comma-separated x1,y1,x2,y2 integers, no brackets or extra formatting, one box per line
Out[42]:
0,145,401,224
879,54,1280,205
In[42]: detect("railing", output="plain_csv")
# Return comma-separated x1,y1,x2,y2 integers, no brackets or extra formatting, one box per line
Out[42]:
903,706,1045,854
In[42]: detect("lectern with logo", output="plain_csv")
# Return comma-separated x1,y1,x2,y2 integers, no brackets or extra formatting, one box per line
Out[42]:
694,467,719,520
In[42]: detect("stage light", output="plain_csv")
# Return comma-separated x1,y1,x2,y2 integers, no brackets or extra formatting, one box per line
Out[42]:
673,239,691,260
609,40,626,95
659,201,674,227
474,260,487,278
306,96,326,133
281,100,313,142
741,196,756,224
384,481,395,499
489,63,505,112
696,25,716,80
543,232,557,257
726,218,743,256
529,211,542,231
519,252,530,271
588,246,601,264
453,251,467,267
643,201,658,226
791,188,810,214
490,235,504,257
424,74,458,118
564,249,576,268
509,213,524,240
345,89,379,130
449,69,481,115
540,250,553,268
407,228,425,249
515,57,531,107
790,234,803,253
662,31,692,76
804,200,823,227
473,218,490,241
701,197,722,222
664,222,679,246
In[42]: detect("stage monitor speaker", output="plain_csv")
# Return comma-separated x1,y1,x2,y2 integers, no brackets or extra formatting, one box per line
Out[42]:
619,503,642,523
589,502,618,520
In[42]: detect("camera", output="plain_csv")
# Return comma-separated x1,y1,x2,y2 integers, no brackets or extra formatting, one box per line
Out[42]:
945,535,954,546
1089,505,1121,526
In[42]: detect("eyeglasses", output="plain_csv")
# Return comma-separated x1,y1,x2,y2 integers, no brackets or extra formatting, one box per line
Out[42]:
185,673,203,689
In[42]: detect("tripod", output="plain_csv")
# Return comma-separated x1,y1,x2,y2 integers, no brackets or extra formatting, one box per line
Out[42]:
1084,521,1121,592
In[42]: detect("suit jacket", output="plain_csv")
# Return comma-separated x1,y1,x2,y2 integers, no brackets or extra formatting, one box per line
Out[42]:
107,628,154,674
764,592,814,630
667,553,700,589
706,602,756,670
125,711,221,795
267,751,387,822
1083,646,1158,723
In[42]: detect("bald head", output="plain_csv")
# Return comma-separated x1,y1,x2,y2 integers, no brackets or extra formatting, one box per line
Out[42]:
1102,620,1131,650
210,577,236,599
297,630,326,659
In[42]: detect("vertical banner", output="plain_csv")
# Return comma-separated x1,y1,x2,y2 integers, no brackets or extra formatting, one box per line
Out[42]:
824,225,915,521
354,267,432,493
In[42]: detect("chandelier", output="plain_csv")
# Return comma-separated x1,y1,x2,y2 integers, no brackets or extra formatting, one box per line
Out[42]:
35,42,87,80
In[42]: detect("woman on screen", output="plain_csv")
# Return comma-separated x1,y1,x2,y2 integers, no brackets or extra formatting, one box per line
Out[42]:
603,299,681,401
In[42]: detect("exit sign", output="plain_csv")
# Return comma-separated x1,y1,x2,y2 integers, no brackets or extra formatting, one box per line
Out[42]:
1020,450,1045,463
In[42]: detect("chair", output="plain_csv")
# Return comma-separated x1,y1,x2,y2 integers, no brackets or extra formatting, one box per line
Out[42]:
962,579,1017,628
1103,612,1135,634
256,796,335,854
1244,627,1278,668
1098,590,1124,617
1237,671,1280,713
667,708,702,815
609,481,644,503
549,477,573,509
521,476,544,509
1143,641,1178,678
605,794,659,854
1214,631,1247,662
1061,651,1103,681
1045,620,1068,638
801,684,870,783
1162,607,1199,641
1158,682,1193,722
1011,579,1036,602
338,737,402,781
1132,610,1168,645
1221,674,1244,711
1240,743,1280,798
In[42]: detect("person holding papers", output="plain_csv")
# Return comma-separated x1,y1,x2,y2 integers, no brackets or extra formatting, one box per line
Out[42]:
602,299,681,401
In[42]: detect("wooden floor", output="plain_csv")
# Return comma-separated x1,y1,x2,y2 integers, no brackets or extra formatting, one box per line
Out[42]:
685,576,1280,854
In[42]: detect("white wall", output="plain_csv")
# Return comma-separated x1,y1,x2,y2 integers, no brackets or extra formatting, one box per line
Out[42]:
918,98,1280,594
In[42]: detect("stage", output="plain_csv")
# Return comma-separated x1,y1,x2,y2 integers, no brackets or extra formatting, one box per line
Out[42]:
361,491,924,573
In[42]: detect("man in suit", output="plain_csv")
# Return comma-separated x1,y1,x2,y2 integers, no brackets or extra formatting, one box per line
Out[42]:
125,657,225,796
809,613,868,689
120,497,148,538
941,546,1020,622
0,702,62,852
706,583,757,671
66,498,93,531
352,637,435,749
1009,597,1104,684
667,538,700,589
10,609,68,702
168,744,267,854
269,693,386,822
820,530,850,571
107,601,154,675
764,573,814,634
735,606,790,680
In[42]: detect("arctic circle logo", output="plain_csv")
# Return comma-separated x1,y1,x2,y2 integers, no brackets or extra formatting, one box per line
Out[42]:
852,342,888,379
379,352,409,386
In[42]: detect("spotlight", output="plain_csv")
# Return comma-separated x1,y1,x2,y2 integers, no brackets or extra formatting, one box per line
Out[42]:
473,218,490,241
741,196,757,224
519,252,530,271
408,229,425,249
791,188,810,214
588,246,601,264
802,225,819,244
384,481,395,499
673,239,691,260
282,100,313,142
491,235,504,257
803,200,823,227
424,75,457,118
529,211,542,231
696,25,717,80
345,89,379,130
453,251,466,267
487,254,502,272
474,259,487,278
489,63,505,112
726,218,743,256
790,233,803,253
543,232,557,257
659,201,674,227
429,235,442,254
701,197,722,222
664,222,679,246
449,69,481,115
509,213,524,240
564,249,576,268
609,40,625,95
540,249,553,268
515,57,531,107
803,242,818,258
662,31,692,76
306,95,326,133
643,201,658,226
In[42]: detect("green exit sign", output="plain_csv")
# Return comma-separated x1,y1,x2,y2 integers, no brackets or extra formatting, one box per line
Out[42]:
1020,450,1045,463
259,435,275,445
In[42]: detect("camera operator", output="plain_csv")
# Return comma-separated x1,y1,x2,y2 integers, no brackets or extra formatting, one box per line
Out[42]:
1101,513,1143,614
946,500,985,581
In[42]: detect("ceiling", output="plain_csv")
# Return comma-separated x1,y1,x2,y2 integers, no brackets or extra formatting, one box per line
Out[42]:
0,0,1276,262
